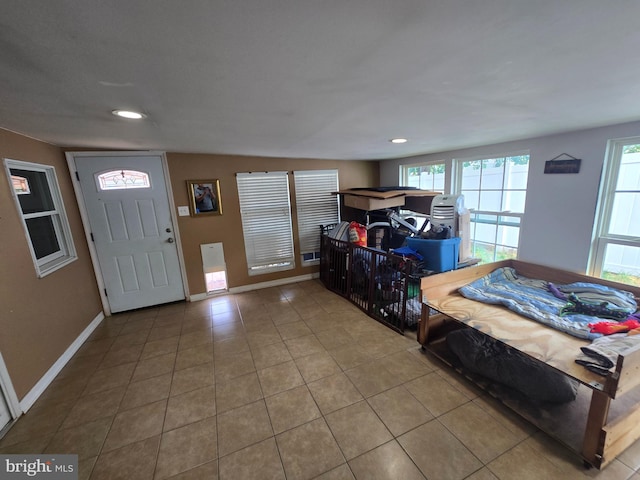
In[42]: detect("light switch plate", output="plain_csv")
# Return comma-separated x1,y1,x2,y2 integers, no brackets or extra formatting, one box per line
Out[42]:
178,206,190,216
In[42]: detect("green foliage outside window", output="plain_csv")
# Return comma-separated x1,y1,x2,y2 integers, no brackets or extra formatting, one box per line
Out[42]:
472,242,518,264
602,270,640,287
407,164,445,176
623,145,640,154
462,155,529,170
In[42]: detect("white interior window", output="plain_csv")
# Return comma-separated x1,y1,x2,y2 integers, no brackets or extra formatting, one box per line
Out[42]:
399,160,447,226
590,139,640,286
236,171,295,275
4,158,77,277
11,174,31,194
294,170,339,264
454,153,530,263
400,161,446,191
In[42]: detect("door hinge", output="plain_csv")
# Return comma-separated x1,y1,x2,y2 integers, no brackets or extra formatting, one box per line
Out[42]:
75,171,80,181
104,288,108,297
90,233,95,242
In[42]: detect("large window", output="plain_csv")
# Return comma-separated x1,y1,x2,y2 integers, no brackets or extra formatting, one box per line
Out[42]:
293,170,339,264
4,158,77,277
399,161,447,226
455,154,530,263
236,171,295,275
401,161,446,191
590,139,640,286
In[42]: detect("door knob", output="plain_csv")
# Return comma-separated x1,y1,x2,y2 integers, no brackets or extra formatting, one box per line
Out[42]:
167,238,175,243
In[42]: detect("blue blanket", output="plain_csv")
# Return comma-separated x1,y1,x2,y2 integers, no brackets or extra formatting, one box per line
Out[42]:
458,267,637,340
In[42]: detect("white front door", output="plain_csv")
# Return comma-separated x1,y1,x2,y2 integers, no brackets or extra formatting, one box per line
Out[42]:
75,154,185,312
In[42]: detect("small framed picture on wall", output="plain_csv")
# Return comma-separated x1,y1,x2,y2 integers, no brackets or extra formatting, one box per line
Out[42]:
187,179,222,216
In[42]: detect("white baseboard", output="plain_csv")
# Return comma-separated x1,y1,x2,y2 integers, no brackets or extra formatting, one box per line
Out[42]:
189,292,210,302
230,273,320,294
19,311,105,413
189,273,320,302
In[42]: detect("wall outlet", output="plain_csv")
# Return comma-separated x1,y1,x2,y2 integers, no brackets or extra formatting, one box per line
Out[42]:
178,206,190,216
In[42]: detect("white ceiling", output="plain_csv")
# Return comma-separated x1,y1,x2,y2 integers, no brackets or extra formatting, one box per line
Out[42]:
1,1,639,160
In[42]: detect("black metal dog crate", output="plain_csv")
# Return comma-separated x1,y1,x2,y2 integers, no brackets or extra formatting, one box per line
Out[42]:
320,227,421,334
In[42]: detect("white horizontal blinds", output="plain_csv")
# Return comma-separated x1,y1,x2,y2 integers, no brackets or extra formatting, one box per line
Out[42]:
294,170,339,256
236,171,295,274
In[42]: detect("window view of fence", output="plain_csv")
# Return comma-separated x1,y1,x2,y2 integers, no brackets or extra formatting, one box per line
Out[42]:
399,145,640,285
456,155,529,263
404,163,445,191
593,143,640,287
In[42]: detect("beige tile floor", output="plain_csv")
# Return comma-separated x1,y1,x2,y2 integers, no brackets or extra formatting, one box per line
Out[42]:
3,279,640,479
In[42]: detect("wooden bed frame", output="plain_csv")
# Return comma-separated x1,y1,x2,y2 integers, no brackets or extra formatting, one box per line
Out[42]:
418,259,640,469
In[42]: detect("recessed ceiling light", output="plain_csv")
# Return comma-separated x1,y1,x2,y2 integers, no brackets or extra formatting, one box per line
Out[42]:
390,138,408,144
112,110,146,119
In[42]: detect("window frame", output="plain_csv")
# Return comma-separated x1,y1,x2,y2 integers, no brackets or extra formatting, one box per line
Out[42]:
293,169,340,265
589,137,640,281
236,171,295,276
453,151,530,263
398,160,449,227
4,158,78,277
399,160,448,191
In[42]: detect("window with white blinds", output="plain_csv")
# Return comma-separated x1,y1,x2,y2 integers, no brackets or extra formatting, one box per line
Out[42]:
294,170,339,263
236,171,295,275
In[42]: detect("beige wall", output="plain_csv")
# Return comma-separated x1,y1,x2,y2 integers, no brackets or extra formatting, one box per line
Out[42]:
0,129,102,400
166,153,379,294
0,134,378,400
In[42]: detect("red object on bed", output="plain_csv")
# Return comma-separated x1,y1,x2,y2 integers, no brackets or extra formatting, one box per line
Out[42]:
589,319,640,335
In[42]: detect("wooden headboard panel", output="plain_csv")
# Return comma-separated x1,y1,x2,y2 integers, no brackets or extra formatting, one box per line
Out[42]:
420,260,511,301
420,259,640,302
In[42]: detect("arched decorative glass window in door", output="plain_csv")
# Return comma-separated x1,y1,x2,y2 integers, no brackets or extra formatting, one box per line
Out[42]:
97,170,151,190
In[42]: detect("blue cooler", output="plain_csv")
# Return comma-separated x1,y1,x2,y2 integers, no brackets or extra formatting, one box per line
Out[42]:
405,237,460,273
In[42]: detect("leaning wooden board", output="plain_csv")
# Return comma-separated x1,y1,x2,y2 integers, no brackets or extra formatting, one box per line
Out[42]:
419,259,640,469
